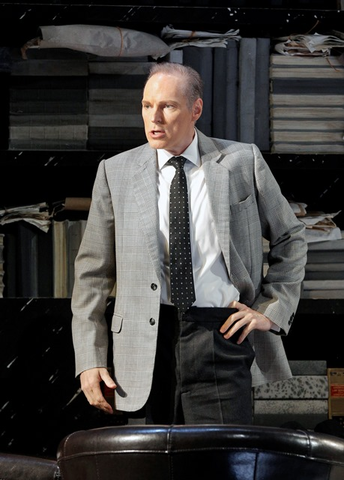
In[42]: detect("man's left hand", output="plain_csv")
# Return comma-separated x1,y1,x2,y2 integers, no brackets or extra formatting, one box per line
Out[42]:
220,300,273,344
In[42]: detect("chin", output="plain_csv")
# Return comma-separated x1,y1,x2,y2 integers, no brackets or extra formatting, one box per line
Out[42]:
148,139,167,150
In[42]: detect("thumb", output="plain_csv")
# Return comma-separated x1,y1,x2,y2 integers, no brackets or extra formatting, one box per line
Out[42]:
100,368,117,390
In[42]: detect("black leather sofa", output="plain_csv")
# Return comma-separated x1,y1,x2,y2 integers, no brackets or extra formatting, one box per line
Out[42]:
56,424,344,480
0,452,60,479
2,424,344,479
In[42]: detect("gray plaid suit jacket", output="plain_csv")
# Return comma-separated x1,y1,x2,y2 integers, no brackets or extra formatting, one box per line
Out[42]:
72,129,307,412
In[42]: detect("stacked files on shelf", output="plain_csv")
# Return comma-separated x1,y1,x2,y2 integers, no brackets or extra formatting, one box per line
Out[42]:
0,233,4,297
303,238,344,299
0,201,51,296
8,34,271,152
168,36,271,150
263,232,344,299
237,37,270,151
1,220,53,297
9,48,88,150
88,56,152,150
9,48,154,151
212,39,239,142
1,218,87,298
183,46,214,137
270,54,344,154
52,219,87,298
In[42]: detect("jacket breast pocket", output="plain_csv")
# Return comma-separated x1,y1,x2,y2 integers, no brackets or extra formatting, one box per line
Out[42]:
230,195,262,276
230,195,259,241
111,313,123,334
230,194,255,215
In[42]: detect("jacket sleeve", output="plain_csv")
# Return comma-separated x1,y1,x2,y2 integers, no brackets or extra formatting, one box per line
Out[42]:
250,144,308,335
71,160,116,376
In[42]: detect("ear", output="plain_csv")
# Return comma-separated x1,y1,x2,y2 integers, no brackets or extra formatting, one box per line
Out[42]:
192,98,203,121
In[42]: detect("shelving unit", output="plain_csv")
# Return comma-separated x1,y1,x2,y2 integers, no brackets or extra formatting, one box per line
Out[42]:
1,2,343,210
0,0,343,348
0,0,344,455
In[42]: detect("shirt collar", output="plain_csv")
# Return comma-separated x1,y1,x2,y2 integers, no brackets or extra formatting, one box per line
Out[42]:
157,130,200,170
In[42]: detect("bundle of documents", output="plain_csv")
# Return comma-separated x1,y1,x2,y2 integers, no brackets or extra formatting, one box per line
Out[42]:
0,202,51,232
161,25,241,50
274,32,344,56
290,202,342,243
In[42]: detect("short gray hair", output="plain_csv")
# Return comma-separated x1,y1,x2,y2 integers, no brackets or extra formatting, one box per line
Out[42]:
145,62,203,109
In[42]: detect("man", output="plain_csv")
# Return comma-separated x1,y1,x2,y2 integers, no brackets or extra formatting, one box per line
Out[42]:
72,62,307,425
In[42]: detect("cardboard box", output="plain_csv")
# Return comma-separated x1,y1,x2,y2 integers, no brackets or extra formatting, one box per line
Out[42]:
328,368,344,418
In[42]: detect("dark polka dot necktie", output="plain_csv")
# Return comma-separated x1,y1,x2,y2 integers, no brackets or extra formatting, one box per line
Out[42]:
168,156,196,314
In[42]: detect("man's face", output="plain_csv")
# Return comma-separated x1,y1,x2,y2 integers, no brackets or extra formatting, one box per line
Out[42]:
142,72,202,156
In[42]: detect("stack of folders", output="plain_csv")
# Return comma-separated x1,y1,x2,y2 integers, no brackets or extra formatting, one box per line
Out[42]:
0,233,4,297
303,237,344,299
270,54,344,154
167,36,271,151
263,233,344,299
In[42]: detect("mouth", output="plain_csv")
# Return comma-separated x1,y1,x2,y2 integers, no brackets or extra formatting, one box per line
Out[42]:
150,129,165,137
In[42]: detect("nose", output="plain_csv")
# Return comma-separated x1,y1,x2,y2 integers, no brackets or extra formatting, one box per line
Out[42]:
151,107,163,125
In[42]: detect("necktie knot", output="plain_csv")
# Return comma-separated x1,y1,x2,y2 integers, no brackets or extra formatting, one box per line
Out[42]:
168,156,186,170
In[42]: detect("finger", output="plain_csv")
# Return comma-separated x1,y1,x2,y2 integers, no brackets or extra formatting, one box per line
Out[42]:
86,384,114,414
220,300,249,333
236,325,252,344
221,319,246,339
219,309,238,334
220,306,245,335
98,399,114,415
229,300,244,310
221,306,252,339
80,369,115,414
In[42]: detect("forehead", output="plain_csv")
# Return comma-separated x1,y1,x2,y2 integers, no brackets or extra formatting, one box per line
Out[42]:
143,72,187,99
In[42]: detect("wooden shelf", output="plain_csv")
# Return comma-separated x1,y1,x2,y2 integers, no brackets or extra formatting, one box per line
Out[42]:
297,298,344,315
0,3,343,45
265,154,344,171
1,1,343,306
1,150,344,169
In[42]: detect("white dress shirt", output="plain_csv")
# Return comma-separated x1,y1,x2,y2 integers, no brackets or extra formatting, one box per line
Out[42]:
157,131,240,308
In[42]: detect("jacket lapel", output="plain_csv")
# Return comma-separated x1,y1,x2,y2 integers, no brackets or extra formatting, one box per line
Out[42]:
131,134,235,286
132,148,161,281
199,134,231,273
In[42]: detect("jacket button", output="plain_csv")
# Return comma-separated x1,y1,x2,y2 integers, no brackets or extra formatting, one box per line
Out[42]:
151,283,157,291
149,318,156,326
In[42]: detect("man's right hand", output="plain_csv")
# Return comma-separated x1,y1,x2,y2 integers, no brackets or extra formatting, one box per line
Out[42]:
80,367,117,414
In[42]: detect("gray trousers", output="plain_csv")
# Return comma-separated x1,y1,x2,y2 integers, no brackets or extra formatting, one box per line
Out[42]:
143,304,255,425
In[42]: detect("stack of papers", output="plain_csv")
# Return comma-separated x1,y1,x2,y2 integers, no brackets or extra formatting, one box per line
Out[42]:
161,25,241,50
290,201,342,243
0,202,51,232
274,32,344,56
